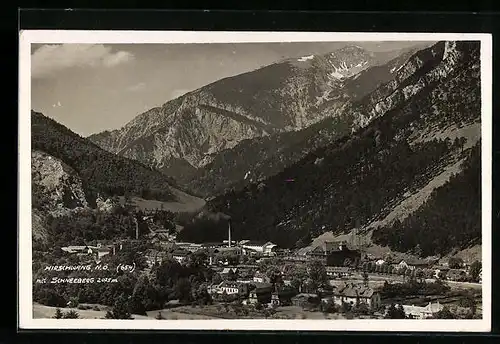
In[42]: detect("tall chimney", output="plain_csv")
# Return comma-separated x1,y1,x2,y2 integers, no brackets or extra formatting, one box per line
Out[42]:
135,217,139,240
228,220,232,247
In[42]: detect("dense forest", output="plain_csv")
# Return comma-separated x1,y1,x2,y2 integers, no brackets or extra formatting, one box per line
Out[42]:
372,143,481,257
181,41,481,249
31,111,177,204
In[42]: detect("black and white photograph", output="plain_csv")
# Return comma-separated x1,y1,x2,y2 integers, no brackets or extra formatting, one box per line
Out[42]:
18,31,492,331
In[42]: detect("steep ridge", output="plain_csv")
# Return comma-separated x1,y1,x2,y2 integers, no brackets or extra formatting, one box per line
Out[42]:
179,41,481,257
88,45,417,185
32,111,206,214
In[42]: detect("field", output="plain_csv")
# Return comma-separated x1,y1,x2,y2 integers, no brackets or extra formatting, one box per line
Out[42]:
118,188,206,213
32,303,153,320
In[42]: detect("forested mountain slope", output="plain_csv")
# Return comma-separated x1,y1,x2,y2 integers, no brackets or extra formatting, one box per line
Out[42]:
32,111,179,204
178,41,482,257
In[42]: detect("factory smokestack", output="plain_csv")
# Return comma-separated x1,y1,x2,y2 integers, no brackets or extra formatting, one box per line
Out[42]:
228,220,232,247
134,216,139,240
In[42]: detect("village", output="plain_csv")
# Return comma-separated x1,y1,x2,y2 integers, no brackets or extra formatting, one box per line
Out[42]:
56,211,482,321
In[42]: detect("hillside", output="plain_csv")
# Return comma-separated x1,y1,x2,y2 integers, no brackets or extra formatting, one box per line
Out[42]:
178,41,482,257
32,111,178,204
88,45,419,188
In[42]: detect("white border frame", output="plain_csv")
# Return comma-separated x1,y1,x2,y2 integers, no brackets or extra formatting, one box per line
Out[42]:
18,30,492,332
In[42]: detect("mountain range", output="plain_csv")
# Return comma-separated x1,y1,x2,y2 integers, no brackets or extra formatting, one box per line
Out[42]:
179,40,482,258
87,44,430,196
32,40,482,259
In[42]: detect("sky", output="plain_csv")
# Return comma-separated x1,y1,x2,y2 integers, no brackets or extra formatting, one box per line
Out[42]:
31,41,431,137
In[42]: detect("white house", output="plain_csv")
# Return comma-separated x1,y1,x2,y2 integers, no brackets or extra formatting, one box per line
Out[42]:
375,259,386,266
401,302,443,319
172,249,190,264
241,241,277,256
208,281,243,295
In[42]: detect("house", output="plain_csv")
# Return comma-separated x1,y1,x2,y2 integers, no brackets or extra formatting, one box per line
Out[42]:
401,302,443,319
307,241,347,261
219,281,243,295
253,272,270,283
291,293,319,308
221,267,238,279
269,292,280,307
433,266,450,279
375,259,386,266
408,259,436,270
201,242,222,249
326,266,352,279
61,245,91,255
245,282,273,304
175,242,202,253
252,282,273,294
144,250,166,267
171,248,190,264
325,242,362,267
208,281,245,295
446,269,467,282
331,283,381,309
96,246,112,259
396,258,436,271
241,241,278,256
243,290,259,305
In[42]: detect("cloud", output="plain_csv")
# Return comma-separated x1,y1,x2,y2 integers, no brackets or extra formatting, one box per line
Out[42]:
127,82,146,92
52,101,62,108
31,44,135,79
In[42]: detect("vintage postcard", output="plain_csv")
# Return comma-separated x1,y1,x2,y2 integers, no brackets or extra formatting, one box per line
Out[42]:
18,31,492,331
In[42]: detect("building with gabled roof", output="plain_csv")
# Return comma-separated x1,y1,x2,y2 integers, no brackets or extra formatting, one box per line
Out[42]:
401,302,443,319
331,283,381,309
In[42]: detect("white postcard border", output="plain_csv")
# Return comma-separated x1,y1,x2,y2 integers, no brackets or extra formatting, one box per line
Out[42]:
18,30,493,332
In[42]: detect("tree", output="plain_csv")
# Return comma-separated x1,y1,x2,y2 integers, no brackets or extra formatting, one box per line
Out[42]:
448,257,464,269
63,310,80,319
266,266,282,285
212,273,222,285
189,250,208,268
363,271,369,286
353,302,370,316
341,302,351,313
53,308,64,319
255,302,263,311
67,296,79,308
105,293,132,319
320,299,336,314
306,260,327,289
385,303,406,319
469,260,482,282
155,311,165,320
434,306,455,319
174,278,193,303
458,294,477,316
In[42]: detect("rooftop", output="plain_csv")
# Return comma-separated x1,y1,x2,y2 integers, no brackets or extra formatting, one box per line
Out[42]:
333,283,375,298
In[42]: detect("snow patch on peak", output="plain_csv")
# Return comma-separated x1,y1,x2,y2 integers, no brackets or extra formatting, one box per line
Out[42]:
297,55,314,62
